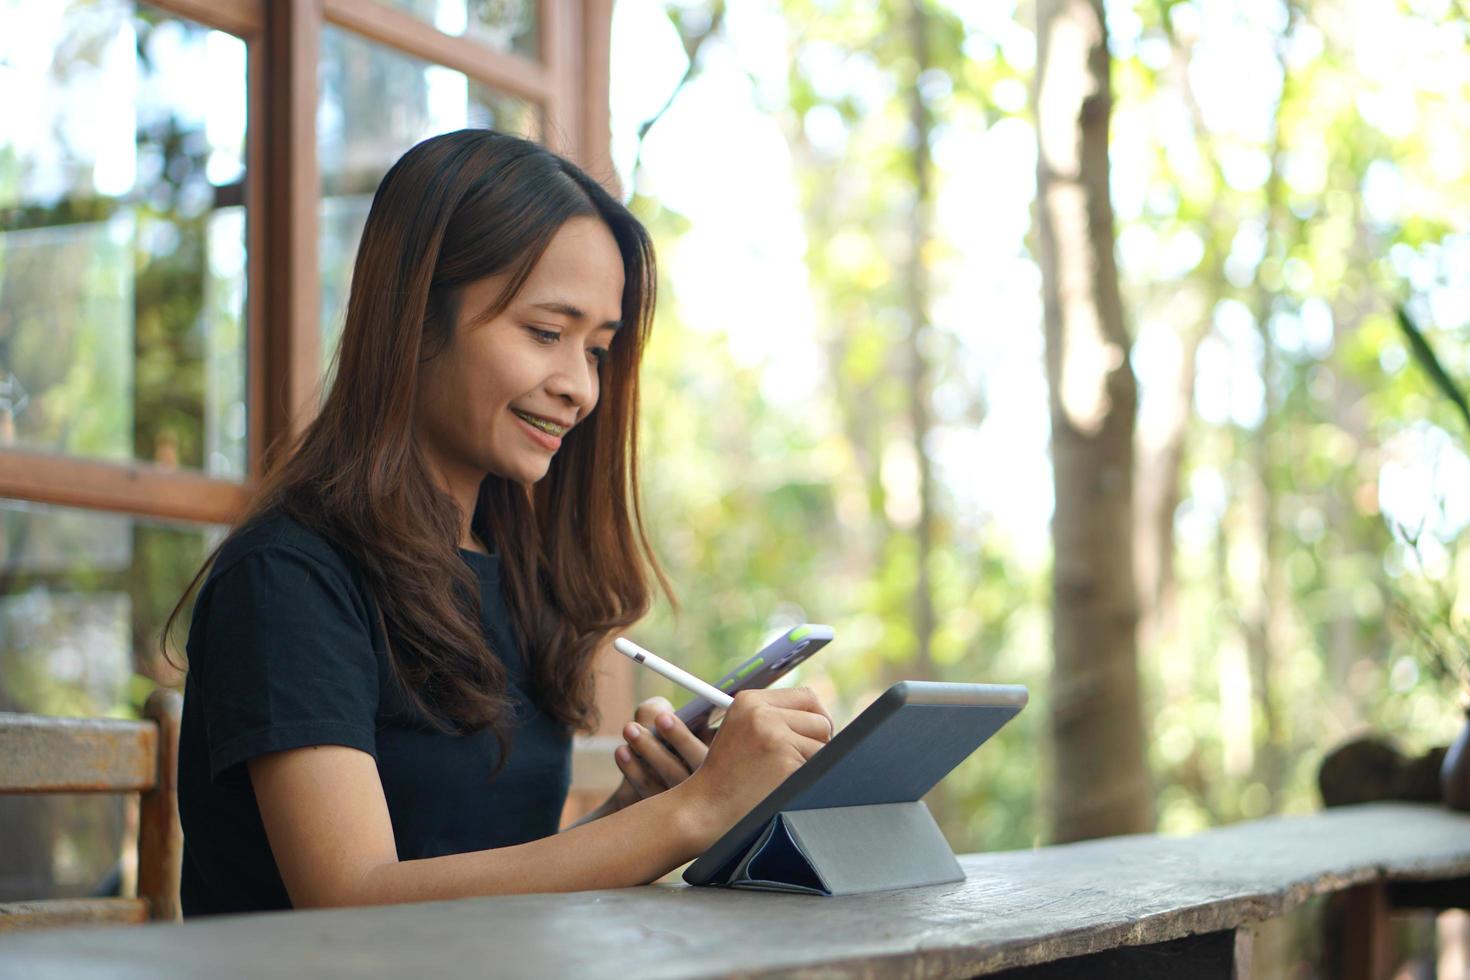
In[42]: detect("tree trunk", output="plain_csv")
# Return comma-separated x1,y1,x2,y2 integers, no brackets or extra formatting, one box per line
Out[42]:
1034,0,1152,842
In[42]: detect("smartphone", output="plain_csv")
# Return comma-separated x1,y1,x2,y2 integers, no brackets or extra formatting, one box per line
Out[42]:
674,624,834,738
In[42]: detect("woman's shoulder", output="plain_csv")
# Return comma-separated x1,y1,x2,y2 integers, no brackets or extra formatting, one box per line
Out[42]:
207,507,363,593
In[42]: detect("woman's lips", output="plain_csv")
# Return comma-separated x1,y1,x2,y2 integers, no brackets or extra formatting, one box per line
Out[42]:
512,410,563,451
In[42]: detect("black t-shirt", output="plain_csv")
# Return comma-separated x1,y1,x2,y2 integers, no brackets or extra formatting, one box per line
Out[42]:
177,511,572,917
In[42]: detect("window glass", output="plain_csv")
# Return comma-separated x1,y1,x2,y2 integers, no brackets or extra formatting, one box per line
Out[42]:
318,26,540,369
0,2,249,479
380,0,538,59
0,499,225,902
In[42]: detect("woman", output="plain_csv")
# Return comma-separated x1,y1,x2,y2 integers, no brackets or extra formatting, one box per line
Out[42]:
170,129,833,915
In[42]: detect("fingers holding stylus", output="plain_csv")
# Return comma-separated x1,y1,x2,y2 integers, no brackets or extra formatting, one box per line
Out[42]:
640,701,709,770
713,689,834,764
619,699,707,789
609,639,836,821
739,687,834,742
612,742,663,798
769,706,834,746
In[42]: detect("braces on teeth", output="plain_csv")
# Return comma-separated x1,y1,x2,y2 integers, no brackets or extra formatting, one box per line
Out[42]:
514,410,566,436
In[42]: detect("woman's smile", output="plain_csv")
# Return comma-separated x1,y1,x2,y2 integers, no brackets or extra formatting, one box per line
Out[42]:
511,407,568,450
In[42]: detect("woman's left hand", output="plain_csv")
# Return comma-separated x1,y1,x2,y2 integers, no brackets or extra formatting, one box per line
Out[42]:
609,697,709,808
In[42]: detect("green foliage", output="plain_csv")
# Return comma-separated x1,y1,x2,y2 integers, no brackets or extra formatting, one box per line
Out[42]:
628,0,1470,867
1105,0,1470,838
629,0,1046,854
1394,304,1470,439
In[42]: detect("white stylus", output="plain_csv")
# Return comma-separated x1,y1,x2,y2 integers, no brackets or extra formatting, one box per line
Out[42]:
613,637,734,709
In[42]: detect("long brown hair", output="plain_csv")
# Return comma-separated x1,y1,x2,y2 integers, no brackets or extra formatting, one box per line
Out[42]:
167,129,666,744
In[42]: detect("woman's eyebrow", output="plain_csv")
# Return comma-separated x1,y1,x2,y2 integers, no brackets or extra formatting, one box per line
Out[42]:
528,300,622,332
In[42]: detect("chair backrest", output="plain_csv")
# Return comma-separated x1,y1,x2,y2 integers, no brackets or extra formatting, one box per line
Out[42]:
0,688,182,932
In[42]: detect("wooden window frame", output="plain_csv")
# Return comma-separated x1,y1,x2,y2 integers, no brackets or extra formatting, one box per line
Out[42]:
1,0,634,759
0,0,616,527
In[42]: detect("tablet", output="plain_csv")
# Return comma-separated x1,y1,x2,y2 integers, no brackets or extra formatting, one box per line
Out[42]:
683,680,1028,886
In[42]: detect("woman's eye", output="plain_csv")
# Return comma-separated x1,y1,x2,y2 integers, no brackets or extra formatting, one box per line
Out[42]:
587,347,610,366
526,327,560,345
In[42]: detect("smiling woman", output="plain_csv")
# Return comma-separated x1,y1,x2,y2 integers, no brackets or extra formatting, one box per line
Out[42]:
161,129,835,916
415,217,625,493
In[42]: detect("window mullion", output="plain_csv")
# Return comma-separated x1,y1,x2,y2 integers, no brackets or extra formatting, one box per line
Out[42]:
255,0,324,475
322,0,551,105
0,451,249,525
141,0,265,38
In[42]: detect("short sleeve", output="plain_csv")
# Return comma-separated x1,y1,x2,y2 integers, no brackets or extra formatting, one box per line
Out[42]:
190,545,380,782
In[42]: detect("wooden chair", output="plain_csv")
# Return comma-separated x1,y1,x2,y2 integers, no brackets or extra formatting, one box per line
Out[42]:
0,688,183,932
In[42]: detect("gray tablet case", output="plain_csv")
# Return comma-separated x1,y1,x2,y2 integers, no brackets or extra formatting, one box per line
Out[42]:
684,681,1027,896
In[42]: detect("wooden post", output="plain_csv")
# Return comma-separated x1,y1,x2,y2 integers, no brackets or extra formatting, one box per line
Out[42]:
137,689,184,922
538,0,581,162
580,0,615,190
254,0,323,475
564,0,634,812
1338,883,1395,980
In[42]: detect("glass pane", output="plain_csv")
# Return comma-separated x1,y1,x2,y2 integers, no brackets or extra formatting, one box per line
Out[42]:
0,2,249,479
0,499,225,902
318,26,541,369
379,0,538,59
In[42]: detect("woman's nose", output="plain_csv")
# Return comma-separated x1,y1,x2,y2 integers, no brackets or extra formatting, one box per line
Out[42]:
548,349,597,408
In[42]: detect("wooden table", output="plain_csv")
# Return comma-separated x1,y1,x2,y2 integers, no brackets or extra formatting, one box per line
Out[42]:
2,803,1468,979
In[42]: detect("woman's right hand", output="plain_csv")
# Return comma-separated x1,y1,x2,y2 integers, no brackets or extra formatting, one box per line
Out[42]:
676,687,834,850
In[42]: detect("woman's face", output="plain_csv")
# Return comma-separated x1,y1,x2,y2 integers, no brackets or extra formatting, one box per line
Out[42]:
416,215,626,488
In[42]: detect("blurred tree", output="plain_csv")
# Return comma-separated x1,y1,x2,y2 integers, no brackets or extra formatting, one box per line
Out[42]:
616,0,1470,870
771,0,1050,848
1033,0,1152,841
619,0,1050,852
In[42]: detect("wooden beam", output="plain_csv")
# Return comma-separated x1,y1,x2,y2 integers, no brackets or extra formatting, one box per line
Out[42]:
580,0,616,190
323,0,551,105
0,898,148,934
260,0,324,468
567,0,632,751
0,713,157,794
539,0,581,161
148,0,264,38
591,645,636,739
987,929,1251,980
0,451,248,525
246,37,269,477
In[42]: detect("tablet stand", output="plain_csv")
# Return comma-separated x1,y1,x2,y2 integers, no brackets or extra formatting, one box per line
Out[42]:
717,801,964,896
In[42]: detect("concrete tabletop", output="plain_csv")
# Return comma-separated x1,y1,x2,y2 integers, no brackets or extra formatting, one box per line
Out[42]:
2,803,1468,979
